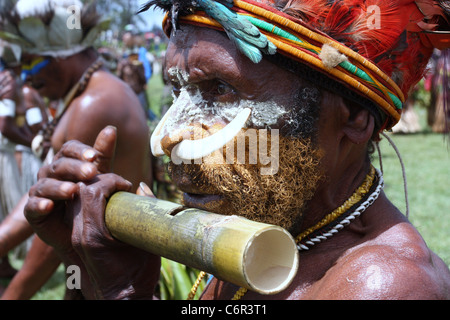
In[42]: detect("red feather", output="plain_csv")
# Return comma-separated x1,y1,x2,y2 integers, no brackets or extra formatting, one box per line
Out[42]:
273,0,447,97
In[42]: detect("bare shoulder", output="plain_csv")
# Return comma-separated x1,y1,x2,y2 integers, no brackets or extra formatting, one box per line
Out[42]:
69,71,145,124
321,222,450,299
63,70,147,144
76,71,140,112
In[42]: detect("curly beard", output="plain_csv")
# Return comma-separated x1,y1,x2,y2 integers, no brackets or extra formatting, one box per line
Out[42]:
169,132,323,233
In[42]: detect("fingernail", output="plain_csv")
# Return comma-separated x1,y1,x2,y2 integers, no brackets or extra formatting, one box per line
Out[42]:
83,149,96,161
81,163,95,177
105,126,117,135
38,199,52,211
60,182,74,194
139,182,152,195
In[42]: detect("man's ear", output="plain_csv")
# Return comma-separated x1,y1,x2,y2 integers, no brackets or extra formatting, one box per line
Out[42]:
341,103,375,145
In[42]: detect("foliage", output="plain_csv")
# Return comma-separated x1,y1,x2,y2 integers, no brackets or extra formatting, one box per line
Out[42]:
410,79,431,110
374,128,450,266
89,0,147,32
158,259,206,300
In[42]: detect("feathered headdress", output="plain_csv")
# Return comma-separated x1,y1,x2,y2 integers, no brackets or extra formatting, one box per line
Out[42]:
0,0,110,58
140,0,449,132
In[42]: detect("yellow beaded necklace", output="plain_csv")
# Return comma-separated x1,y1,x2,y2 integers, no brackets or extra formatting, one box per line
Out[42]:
187,166,377,300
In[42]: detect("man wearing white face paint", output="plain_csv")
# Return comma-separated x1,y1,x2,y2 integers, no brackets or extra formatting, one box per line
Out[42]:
23,0,450,300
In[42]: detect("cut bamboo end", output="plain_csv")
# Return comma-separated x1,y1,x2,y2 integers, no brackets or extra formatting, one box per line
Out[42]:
243,227,299,294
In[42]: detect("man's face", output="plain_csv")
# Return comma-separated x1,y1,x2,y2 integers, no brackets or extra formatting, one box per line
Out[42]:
21,54,64,100
122,32,135,48
154,25,324,232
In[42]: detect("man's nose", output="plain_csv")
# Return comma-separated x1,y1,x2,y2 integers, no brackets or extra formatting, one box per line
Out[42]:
160,123,207,158
151,108,251,162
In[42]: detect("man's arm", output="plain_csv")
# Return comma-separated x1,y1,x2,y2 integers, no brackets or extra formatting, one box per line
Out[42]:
0,70,34,146
0,115,34,147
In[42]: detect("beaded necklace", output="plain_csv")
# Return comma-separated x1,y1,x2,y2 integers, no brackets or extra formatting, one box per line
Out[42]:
187,165,383,300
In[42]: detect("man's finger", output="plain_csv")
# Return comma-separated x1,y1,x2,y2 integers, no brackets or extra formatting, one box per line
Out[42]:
79,174,133,201
54,140,99,162
93,126,118,174
38,158,97,181
29,178,78,200
136,182,156,198
24,196,55,221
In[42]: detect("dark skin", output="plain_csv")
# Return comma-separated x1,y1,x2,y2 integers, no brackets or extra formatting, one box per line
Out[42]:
0,68,40,279
24,26,450,300
1,48,152,300
0,69,34,147
0,81,47,278
14,84,48,172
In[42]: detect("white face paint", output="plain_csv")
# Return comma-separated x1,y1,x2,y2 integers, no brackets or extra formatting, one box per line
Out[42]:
151,67,288,166
163,88,288,131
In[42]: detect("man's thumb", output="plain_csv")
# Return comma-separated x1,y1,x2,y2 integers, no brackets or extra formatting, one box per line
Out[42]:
93,126,117,174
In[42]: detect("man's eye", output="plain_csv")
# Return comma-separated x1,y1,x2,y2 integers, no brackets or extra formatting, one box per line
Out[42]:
212,81,235,101
217,82,232,95
172,84,181,97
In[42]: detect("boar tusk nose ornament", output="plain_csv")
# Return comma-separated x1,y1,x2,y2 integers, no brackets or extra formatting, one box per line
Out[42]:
172,108,251,161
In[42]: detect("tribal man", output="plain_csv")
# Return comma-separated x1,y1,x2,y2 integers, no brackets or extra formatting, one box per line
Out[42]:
0,42,33,281
24,0,450,299
0,0,152,299
0,39,48,281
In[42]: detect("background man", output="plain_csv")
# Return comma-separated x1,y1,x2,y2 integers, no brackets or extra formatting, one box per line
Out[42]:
0,46,30,280
0,40,48,277
22,0,450,300
117,25,154,120
0,0,152,299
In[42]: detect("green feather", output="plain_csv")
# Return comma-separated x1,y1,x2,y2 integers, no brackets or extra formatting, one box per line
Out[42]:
232,35,263,63
198,0,276,62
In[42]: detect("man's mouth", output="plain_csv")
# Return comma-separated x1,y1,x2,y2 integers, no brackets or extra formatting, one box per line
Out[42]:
182,192,229,214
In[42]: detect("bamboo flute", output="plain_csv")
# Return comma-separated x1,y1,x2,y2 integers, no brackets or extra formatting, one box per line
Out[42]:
105,192,299,295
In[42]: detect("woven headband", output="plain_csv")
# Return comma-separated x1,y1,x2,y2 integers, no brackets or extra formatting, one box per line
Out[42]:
161,0,406,131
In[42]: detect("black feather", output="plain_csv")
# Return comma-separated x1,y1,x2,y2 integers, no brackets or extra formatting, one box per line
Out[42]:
436,0,450,30
137,1,171,14
137,0,198,32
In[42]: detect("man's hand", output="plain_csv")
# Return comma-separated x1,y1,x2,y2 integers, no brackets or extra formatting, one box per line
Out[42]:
25,126,160,299
69,177,160,299
25,126,121,255
0,70,22,104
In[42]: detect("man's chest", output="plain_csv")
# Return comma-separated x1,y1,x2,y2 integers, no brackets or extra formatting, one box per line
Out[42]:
199,275,319,300
199,250,346,300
